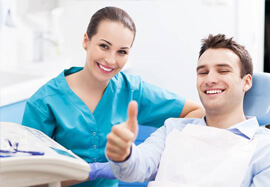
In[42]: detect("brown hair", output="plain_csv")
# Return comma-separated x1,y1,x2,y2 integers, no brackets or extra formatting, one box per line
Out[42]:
86,7,136,45
199,34,253,77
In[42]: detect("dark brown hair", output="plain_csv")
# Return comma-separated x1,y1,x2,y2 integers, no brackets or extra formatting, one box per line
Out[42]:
199,34,253,77
86,7,136,45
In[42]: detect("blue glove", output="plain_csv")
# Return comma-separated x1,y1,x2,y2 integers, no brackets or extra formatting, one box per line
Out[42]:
89,162,116,181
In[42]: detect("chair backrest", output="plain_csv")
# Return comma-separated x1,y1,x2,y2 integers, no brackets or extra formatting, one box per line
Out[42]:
244,72,270,126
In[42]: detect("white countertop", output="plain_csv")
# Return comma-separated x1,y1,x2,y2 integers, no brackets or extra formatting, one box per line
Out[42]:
0,58,72,107
0,70,59,107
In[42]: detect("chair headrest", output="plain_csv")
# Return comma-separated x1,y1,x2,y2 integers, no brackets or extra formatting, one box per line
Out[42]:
244,72,270,126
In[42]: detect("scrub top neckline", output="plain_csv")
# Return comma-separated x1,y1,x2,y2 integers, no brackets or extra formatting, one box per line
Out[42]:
59,67,113,119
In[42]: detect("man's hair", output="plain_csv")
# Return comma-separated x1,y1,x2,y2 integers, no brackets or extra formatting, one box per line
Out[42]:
199,34,253,78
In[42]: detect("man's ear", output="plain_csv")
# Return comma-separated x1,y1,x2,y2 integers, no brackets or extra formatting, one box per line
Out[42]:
82,33,89,50
243,74,252,92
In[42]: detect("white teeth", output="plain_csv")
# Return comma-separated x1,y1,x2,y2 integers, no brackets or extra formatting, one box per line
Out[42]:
99,64,113,72
206,90,222,94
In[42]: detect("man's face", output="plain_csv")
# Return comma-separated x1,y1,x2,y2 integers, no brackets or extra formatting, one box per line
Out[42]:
196,48,251,115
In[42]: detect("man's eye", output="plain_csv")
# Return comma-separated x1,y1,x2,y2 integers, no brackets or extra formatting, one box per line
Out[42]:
100,44,108,49
118,50,127,55
198,72,208,75
220,70,229,74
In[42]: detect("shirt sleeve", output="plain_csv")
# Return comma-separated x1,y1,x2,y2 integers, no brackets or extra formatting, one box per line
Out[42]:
137,80,186,128
250,166,270,186
108,125,168,182
22,99,55,138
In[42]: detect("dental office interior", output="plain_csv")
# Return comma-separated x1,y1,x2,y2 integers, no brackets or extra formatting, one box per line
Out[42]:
0,0,269,186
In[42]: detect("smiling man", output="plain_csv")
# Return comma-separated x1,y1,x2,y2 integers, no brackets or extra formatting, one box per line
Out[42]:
105,34,270,186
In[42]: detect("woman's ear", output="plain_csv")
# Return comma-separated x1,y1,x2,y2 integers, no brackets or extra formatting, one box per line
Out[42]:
82,33,89,50
243,74,252,92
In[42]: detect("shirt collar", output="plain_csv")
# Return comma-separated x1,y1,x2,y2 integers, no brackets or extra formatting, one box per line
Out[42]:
200,116,259,139
227,116,259,139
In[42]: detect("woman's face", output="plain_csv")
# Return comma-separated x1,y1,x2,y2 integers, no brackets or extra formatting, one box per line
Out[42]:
83,20,134,83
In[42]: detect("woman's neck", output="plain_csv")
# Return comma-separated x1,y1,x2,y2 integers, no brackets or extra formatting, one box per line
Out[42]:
79,68,109,93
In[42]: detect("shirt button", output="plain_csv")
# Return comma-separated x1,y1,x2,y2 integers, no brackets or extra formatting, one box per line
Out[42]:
93,145,97,149
94,158,97,162
92,132,96,136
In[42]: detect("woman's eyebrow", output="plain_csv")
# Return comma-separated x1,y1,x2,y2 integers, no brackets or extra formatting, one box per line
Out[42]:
100,39,112,46
100,39,130,49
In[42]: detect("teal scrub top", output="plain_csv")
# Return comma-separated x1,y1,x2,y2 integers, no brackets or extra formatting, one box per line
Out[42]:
22,67,185,187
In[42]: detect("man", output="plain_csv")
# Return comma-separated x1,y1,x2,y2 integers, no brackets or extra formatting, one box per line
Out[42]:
105,34,270,186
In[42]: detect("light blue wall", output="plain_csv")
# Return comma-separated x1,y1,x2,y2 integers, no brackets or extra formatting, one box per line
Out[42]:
0,100,27,123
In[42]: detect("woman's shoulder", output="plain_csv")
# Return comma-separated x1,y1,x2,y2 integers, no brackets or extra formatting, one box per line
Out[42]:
28,70,66,103
112,71,143,90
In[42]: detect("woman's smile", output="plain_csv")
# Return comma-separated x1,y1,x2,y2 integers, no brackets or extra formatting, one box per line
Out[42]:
96,62,114,73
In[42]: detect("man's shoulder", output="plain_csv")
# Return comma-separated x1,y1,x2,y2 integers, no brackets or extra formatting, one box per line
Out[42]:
165,118,202,125
163,118,203,132
252,127,270,156
256,127,270,139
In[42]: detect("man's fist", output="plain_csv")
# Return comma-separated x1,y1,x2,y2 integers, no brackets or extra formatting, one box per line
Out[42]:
106,101,138,162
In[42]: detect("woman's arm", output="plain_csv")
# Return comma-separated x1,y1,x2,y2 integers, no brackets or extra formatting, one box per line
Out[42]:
179,99,205,118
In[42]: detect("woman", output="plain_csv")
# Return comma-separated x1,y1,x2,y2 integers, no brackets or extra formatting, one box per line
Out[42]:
22,7,204,187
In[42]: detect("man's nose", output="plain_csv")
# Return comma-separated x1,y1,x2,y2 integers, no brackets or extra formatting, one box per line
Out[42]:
205,71,218,85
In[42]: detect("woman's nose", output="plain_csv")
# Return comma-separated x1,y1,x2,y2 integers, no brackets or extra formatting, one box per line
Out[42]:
104,52,116,65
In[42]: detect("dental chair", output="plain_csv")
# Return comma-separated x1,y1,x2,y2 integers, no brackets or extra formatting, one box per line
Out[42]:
119,72,270,187
244,72,270,126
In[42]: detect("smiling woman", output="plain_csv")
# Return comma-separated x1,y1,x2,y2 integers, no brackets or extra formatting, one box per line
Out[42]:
21,6,204,187
79,20,134,88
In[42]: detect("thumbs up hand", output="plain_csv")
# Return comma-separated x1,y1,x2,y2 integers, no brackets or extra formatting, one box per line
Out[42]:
106,101,138,162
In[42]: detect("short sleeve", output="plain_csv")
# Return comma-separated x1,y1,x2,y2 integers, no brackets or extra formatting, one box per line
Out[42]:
137,80,186,128
22,99,55,138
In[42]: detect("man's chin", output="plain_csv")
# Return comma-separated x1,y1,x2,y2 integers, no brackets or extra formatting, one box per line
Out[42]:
204,105,223,114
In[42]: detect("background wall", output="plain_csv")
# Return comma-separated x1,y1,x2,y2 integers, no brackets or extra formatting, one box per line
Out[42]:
0,0,265,102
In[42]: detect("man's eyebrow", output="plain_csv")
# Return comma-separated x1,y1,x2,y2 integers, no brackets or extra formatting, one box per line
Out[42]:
100,39,130,49
196,63,233,72
196,65,206,72
216,63,233,68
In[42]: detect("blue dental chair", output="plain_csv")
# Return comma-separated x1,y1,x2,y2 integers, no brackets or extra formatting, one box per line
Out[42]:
244,72,270,126
119,72,270,186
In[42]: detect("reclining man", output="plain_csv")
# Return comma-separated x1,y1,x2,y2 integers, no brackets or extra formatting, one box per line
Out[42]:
105,34,270,186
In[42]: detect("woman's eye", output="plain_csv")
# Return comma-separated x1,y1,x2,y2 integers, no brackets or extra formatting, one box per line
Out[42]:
100,44,108,49
118,50,127,55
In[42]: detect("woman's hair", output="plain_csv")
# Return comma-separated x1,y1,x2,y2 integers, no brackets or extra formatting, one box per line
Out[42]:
86,7,136,44
199,34,253,78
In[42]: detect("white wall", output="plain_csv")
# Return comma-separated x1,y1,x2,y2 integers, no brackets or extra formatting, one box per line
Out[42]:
0,0,265,102
55,0,264,102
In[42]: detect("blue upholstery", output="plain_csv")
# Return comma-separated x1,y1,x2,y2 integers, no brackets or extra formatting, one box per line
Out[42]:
244,72,270,126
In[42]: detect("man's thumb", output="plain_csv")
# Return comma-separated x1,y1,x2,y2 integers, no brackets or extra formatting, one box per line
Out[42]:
126,100,138,138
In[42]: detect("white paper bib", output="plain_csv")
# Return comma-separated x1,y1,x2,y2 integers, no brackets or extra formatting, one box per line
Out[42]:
148,124,257,187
